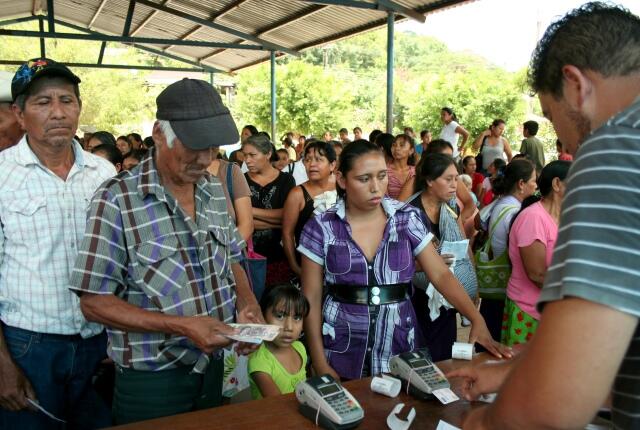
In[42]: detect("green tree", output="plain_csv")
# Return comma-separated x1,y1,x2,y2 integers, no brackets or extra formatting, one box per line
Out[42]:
403,67,526,148
0,21,174,134
234,60,353,137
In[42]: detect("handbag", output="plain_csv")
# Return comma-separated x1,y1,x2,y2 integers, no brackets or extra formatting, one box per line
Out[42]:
474,205,518,300
226,163,267,301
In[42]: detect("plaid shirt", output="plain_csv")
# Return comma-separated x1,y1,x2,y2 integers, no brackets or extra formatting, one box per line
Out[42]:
70,149,245,372
0,136,116,337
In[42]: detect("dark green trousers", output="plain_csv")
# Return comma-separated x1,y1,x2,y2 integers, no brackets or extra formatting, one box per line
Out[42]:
113,357,223,425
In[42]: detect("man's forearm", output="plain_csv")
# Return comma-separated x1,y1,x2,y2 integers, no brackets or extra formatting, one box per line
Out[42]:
80,293,187,336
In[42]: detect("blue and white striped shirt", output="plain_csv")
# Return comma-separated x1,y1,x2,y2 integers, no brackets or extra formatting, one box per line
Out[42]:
0,136,116,337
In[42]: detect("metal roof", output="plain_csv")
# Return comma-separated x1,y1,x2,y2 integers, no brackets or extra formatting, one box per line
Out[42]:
0,0,472,73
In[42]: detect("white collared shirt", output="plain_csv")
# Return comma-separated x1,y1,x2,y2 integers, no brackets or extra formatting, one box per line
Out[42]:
0,136,116,337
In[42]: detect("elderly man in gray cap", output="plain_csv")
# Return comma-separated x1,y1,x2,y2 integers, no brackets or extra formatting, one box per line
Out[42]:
71,78,263,425
0,71,22,151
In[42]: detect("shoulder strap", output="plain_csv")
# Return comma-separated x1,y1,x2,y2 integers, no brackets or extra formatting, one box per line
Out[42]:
482,205,518,253
300,184,312,203
225,161,234,199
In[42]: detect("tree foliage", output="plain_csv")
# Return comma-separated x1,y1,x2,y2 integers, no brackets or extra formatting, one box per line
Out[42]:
235,28,533,146
234,61,353,137
0,22,165,135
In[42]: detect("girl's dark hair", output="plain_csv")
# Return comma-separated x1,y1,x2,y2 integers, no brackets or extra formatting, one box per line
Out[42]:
441,107,458,122
243,125,259,136
414,153,457,193
91,131,116,147
394,134,416,166
304,140,337,163
425,139,453,155
92,143,123,167
491,119,506,128
337,140,382,198
117,135,128,143
374,133,394,159
491,159,535,196
537,160,571,197
260,283,310,318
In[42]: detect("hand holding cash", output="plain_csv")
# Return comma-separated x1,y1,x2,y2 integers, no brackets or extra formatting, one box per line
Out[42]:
225,323,282,344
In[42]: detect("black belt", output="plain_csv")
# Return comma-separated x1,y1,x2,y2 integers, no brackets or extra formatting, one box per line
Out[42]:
327,283,409,306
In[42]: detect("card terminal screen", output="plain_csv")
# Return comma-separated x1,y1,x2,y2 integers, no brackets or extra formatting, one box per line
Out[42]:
409,358,430,368
318,384,341,396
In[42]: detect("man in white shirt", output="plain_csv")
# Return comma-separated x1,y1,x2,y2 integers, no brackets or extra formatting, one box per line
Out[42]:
0,58,115,429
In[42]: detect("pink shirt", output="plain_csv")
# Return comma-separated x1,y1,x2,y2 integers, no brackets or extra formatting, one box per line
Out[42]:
386,165,415,200
507,201,558,320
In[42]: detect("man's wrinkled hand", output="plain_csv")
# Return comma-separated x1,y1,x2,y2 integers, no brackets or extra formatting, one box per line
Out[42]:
0,359,37,411
181,316,234,354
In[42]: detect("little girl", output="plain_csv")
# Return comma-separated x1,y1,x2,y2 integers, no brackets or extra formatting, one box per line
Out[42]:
248,284,309,399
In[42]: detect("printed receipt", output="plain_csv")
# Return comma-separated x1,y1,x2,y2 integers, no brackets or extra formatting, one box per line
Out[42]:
432,387,459,405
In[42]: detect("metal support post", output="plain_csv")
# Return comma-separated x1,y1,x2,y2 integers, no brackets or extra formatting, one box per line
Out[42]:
386,12,394,133
270,51,277,142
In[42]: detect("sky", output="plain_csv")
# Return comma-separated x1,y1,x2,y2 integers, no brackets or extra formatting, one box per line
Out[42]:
399,0,640,71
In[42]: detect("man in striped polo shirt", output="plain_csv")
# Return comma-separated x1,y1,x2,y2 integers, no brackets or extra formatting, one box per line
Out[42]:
450,3,640,429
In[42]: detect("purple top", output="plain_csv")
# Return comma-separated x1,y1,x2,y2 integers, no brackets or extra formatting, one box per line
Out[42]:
298,197,432,285
298,197,433,378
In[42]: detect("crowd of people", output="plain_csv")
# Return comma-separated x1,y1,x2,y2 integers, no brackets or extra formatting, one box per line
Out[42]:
0,2,638,429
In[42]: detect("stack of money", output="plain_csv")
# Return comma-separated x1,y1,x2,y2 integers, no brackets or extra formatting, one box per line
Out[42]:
226,323,281,344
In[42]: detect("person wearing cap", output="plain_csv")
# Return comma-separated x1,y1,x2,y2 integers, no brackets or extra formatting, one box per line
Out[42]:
70,78,263,425
0,58,115,428
0,71,22,151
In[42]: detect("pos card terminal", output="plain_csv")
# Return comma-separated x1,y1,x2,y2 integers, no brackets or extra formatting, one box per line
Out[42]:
389,350,450,400
295,374,364,430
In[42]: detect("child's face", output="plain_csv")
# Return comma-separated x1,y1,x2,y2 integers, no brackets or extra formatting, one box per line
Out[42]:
275,152,289,170
265,301,304,348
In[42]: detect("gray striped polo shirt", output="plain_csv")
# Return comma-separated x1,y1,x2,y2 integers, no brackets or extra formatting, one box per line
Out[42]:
539,96,640,429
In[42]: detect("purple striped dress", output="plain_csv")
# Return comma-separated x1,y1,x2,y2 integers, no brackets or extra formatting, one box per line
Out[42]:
298,197,432,379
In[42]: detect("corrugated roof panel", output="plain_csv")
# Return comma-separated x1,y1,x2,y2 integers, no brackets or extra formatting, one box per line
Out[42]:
0,1,32,21
0,0,473,71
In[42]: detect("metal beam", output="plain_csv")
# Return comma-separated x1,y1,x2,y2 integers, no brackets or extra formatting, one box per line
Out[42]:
270,51,276,142
0,15,38,28
97,42,107,64
89,0,109,29
46,0,54,32
0,60,208,73
0,29,267,50
386,12,394,133
130,0,168,37
53,18,224,73
378,0,425,23
135,0,299,56
38,17,45,58
200,4,326,62
123,0,136,36
302,0,425,22
303,0,378,10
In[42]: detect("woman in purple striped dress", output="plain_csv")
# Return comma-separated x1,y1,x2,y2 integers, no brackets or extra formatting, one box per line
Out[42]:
299,140,509,381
